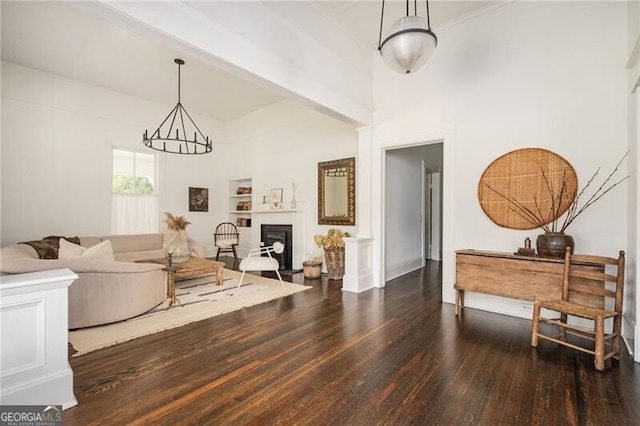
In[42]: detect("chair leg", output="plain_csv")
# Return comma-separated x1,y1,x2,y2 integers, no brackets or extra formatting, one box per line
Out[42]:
612,315,621,360
232,245,238,260
237,270,247,290
215,247,221,261
559,313,568,341
594,315,605,371
531,300,541,347
274,268,285,287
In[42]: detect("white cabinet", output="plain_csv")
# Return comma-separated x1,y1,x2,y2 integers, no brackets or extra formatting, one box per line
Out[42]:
0,269,78,409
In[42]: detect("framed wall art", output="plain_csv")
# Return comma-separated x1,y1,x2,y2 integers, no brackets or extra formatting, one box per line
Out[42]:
189,187,209,212
269,188,283,206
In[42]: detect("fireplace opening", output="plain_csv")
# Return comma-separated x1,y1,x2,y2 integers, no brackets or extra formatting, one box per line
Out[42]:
260,224,293,270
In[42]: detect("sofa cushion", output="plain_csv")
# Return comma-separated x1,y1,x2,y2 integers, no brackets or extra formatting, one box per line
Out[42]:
101,234,163,254
59,239,114,260
0,257,165,275
79,237,102,248
114,249,165,263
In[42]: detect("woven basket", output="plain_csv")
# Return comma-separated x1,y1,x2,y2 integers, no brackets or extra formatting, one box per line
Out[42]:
478,148,578,230
324,247,345,280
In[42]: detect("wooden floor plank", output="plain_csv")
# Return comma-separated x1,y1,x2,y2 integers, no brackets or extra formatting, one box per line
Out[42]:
63,259,640,425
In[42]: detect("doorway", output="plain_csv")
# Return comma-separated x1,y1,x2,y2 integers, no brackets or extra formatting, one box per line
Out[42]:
384,142,443,281
423,164,442,262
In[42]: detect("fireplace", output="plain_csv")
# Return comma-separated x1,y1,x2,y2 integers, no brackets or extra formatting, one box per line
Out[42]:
261,224,293,270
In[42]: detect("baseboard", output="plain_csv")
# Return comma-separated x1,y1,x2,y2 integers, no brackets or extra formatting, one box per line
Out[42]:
386,257,423,281
623,311,636,358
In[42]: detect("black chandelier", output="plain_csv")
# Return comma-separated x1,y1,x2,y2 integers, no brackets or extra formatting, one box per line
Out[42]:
142,59,213,155
378,0,438,74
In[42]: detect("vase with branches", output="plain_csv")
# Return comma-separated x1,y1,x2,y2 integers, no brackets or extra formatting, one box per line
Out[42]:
485,151,630,257
163,212,192,263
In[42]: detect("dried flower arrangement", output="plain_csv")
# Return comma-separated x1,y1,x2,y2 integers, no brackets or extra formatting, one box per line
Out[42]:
314,228,350,250
163,212,191,231
303,252,324,266
485,151,630,233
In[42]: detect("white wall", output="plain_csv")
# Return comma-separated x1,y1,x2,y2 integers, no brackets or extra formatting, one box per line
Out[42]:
372,2,629,318
1,64,359,263
1,61,226,248
222,100,358,266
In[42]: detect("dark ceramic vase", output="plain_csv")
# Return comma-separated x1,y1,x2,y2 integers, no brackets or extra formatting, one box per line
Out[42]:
536,232,574,258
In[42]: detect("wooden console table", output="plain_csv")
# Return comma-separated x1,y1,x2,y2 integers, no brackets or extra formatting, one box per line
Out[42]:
454,249,603,315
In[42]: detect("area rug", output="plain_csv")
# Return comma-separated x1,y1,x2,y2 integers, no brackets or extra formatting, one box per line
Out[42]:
68,269,310,356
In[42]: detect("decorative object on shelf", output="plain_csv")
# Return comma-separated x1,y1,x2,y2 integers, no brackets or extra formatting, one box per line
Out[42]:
162,212,192,263
377,0,437,74
142,59,213,155
236,218,252,228
480,149,630,258
188,187,208,212
291,182,297,210
237,187,252,195
302,253,323,280
270,188,283,209
236,200,252,211
314,228,350,280
515,237,536,257
535,232,575,259
318,157,356,226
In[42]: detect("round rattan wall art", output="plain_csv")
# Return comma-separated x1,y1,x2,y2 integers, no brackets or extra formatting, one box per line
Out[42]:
478,148,578,230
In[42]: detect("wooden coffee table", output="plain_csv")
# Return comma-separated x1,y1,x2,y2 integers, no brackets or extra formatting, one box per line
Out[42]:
136,257,225,306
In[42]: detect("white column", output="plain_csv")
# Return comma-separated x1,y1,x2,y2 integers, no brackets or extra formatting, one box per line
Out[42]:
342,127,376,292
343,237,374,293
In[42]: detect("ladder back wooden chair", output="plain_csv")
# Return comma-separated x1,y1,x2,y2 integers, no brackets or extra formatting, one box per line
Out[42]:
213,222,239,261
530,246,625,371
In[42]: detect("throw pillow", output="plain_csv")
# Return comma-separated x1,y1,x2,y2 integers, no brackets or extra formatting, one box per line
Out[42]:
58,239,114,260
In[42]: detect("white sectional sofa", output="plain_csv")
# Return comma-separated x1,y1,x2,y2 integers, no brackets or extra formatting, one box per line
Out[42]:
0,233,205,329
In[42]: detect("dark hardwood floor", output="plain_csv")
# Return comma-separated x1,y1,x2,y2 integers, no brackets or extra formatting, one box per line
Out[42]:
64,258,640,425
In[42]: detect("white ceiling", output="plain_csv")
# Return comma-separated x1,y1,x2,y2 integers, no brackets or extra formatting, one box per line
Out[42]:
1,1,497,123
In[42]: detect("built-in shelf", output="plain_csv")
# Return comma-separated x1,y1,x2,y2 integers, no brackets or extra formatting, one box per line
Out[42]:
228,178,253,230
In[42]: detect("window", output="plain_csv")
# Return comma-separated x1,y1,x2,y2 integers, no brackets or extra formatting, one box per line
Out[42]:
111,148,159,234
113,149,155,194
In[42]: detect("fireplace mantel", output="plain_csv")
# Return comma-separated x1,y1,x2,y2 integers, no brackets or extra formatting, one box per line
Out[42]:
253,209,301,214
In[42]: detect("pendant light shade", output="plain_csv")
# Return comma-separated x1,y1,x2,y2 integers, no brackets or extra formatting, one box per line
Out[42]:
378,0,438,74
142,59,213,155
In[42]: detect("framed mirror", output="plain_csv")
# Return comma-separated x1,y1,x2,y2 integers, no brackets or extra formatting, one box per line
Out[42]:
318,157,355,226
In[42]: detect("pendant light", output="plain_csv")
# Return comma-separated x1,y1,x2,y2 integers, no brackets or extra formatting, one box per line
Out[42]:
142,59,213,155
378,0,438,74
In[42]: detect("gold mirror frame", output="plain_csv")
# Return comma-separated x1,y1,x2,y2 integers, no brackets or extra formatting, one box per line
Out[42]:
318,157,355,226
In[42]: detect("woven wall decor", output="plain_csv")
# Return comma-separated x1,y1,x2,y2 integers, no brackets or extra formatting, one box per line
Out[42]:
478,148,578,230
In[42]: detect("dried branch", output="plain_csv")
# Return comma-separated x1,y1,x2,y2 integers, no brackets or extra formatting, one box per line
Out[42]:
485,184,550,231
559,151,629,231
